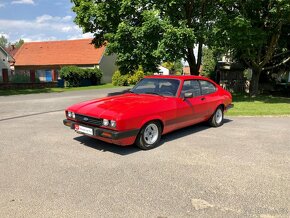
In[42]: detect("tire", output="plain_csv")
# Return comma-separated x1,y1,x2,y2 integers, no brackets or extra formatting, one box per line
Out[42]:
209,106,224,127
135,121,162,150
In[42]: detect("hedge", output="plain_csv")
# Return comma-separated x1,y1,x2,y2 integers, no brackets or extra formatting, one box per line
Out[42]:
59,66,103,87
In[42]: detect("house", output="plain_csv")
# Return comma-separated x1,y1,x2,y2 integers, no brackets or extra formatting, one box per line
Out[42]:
0,46,14,83
14,38,118,83
157,65,170,75
182,66,203,75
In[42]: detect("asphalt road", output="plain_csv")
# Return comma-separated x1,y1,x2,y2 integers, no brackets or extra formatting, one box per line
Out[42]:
0,89,289,218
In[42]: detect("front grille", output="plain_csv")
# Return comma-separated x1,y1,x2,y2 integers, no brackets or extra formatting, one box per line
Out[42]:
75,114,103,126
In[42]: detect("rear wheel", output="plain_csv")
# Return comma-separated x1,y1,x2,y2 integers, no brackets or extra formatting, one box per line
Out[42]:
136,121,162,150
209,106,224,127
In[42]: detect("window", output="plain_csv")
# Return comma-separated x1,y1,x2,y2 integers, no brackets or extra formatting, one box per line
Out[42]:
199,80,216,95
181,80,201,97
132,78,180,96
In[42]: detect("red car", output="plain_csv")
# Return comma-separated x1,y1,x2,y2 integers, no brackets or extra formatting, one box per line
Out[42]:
63,75,233,150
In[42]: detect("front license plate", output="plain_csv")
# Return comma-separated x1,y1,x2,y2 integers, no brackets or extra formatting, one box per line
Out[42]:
75,124,93,136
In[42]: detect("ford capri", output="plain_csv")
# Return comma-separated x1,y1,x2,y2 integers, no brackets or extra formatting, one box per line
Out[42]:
63,75,233,150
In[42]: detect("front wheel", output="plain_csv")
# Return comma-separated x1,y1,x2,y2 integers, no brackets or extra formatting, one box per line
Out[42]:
135,121,162,150
209,106,224,127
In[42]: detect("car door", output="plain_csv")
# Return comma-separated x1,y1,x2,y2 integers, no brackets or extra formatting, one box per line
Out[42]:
176,80,209,128
198,80,219,117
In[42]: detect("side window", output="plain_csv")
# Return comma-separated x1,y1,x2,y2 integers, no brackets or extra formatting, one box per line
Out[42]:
199,80,216,95
181,80,201,97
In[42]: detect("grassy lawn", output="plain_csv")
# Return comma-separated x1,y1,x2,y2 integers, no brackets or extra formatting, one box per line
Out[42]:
228,94,290,116
0,84,125,96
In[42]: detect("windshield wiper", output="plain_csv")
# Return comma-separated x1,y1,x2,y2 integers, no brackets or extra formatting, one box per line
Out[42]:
144,92,163,96
128,90,139,95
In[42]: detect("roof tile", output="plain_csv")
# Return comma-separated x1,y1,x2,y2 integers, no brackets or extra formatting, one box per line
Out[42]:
14,38,105,66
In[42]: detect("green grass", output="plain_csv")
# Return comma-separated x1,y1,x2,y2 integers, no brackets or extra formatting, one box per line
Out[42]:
0,83,125,96
228,94,290,116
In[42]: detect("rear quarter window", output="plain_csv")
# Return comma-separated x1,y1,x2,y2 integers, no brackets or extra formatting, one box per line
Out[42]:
199,80,217,95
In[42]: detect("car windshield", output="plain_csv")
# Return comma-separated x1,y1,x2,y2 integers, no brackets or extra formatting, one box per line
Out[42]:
131,78,180,97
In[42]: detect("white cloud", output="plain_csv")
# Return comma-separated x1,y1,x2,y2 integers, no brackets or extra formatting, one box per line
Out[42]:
68,32,94,40
0,14,89,42
36,14,72,23
0,3,5,8
21,34,57,42
11,0,35,5
0,32,10,39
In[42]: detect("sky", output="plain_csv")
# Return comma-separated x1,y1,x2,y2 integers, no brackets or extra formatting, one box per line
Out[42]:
0,0,93,43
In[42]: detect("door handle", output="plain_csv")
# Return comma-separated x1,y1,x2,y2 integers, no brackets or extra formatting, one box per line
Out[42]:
201,97,206,101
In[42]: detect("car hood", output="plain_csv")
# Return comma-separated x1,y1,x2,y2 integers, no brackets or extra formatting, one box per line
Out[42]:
67,93,169,119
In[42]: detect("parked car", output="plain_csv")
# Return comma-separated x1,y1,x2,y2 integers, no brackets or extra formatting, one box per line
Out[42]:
63,75,233,150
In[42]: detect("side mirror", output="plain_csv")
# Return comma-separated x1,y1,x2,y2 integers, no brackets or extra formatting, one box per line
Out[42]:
184,92,193,99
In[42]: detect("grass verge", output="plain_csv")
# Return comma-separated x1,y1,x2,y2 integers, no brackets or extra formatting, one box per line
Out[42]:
228,94,290,116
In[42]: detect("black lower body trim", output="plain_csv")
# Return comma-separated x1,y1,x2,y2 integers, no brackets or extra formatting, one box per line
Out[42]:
63,119,139,140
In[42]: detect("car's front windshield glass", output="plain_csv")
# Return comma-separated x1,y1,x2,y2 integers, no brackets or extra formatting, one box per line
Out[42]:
131,78,180,97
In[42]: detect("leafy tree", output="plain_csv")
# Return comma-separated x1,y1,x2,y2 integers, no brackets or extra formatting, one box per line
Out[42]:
14,39,24,48
201,47,216,79
0,35,8,48
71,0,217,75
215,0,290,96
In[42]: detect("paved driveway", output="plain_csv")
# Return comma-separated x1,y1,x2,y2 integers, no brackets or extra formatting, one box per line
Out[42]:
0,89,289,217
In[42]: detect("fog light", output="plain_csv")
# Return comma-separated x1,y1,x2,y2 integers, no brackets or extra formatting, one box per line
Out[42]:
110,120,116,128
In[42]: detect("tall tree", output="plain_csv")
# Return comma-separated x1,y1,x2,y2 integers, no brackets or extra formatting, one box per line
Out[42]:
0,35,8,48
215,0,290,96
71,0,217,75
14,39,24,48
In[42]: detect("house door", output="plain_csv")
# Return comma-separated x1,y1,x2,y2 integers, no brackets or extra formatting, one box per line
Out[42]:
45,70,52,82
2,69,8,83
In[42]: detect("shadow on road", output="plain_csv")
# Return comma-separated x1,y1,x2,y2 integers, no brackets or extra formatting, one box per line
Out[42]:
74,136,139,155
73,118,233,154
159,118,233,146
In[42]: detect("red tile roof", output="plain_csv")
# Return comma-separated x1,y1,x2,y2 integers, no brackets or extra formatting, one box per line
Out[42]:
4,46,19,58
14,38,105,67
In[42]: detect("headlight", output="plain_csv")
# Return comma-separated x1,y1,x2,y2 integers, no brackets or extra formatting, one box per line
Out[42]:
67,111,75,119
103,119,109,126
110,120,117,128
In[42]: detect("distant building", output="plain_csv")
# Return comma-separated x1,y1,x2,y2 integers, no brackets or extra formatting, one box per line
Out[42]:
0,46,14,83
157,66,170,75
14,38,118,83
182,66,203,75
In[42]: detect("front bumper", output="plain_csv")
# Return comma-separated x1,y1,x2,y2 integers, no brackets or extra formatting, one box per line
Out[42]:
63,119,139,144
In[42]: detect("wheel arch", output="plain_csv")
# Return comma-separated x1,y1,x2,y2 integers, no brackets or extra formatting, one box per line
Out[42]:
140,117,164,133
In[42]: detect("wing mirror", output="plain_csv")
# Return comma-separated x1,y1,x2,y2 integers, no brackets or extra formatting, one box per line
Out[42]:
183,92,193,99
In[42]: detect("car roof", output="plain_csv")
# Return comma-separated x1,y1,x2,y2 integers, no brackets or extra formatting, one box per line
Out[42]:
145,75,208,81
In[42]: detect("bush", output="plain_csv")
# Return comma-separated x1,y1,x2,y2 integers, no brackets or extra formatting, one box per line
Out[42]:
59,66,103,87
112,67,146,86
112,71,130,86
10,74,31,83
128,67,145,85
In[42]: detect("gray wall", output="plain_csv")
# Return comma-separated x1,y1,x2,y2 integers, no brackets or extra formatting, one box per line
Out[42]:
99,54,118,83
0,47,12,81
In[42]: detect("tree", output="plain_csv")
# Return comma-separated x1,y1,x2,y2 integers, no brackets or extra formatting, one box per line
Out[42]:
14,39,24,48
71,0,217,75
215,0,290,96
201,47,216,79
0,35,8,48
